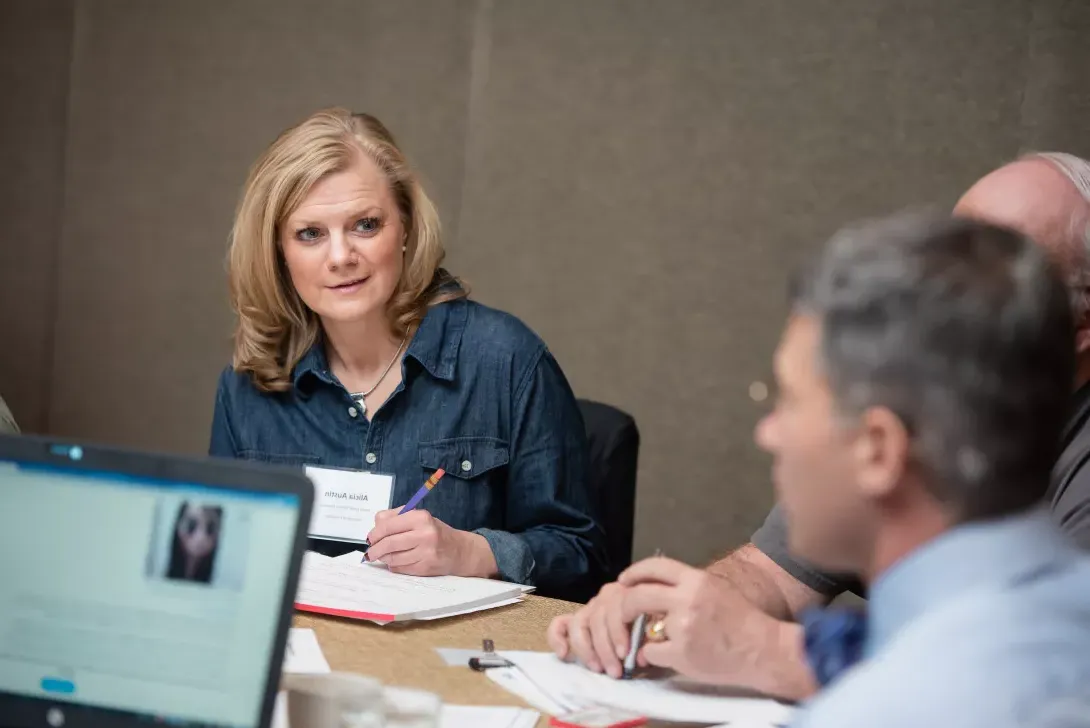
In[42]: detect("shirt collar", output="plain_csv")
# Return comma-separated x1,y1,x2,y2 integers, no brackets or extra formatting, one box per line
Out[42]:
404,298,466,382
865,507,1070,657
292,298,467,392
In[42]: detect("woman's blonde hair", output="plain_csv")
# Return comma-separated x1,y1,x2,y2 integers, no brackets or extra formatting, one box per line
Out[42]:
228,107,466,392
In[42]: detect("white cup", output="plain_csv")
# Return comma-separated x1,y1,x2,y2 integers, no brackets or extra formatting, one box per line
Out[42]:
283,672,386,728
382,686,441,728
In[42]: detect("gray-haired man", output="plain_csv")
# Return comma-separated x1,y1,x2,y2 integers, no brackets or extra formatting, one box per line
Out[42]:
548,152,1090,702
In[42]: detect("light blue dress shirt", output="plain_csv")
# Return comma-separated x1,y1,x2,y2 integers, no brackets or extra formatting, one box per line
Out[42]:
791,509,1090,728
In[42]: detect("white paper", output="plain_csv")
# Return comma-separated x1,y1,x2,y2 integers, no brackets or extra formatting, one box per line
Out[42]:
282,628,331,674
418,597,522,620
296,552,526,622
334,550,368,562
441,705,540,728
272,691,288,728
304,466,393,542
486,666,572,716
495,651,796,725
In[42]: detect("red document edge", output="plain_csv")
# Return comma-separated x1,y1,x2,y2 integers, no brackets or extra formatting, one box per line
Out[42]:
295,601,395,624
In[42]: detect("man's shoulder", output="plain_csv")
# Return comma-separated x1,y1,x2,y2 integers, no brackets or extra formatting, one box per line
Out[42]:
0,393,18,435
1049,409,1090,547
808,581,1090,728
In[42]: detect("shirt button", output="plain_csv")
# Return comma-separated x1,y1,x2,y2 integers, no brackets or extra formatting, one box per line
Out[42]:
365,452,378,465
461,460,472,473
348,407,358,418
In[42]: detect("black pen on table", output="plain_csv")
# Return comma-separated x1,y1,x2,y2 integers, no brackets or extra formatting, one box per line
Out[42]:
621,548,663,679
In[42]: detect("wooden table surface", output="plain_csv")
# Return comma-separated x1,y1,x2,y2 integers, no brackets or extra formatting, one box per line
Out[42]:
293,596,708,727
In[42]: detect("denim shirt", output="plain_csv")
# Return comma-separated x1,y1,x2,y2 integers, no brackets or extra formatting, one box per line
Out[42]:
209,297,607,598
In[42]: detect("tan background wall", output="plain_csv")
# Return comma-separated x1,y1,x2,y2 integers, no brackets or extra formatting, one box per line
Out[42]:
2,0,1088,566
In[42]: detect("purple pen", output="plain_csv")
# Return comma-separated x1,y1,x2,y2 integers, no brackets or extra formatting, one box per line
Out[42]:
361,468,446,562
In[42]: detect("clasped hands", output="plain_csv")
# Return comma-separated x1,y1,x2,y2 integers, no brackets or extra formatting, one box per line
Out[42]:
548,557,784,688
365,508,497,578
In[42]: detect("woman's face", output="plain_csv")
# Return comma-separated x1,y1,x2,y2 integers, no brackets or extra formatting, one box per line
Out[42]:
177,504,221,559
280,153,406,327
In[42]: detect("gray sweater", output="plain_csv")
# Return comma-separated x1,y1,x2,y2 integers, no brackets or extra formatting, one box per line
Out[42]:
0,394,19,435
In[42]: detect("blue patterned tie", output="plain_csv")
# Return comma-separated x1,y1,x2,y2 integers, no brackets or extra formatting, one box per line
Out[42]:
799,607,868,688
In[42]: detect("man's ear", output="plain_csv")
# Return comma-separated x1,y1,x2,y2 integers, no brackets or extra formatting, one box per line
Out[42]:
852,406,910,501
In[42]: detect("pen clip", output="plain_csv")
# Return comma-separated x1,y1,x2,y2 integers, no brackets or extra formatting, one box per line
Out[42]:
469,638,513,670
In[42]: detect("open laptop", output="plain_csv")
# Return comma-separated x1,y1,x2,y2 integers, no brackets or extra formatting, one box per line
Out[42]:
0,434,314,728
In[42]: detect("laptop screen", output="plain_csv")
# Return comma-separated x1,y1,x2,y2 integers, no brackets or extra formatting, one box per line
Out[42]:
0,454,302,728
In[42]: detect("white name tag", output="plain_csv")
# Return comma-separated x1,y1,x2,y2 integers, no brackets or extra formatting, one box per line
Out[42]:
303,466,394,543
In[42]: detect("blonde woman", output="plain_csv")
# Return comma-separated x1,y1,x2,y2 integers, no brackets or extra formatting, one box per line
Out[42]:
210,108,605,597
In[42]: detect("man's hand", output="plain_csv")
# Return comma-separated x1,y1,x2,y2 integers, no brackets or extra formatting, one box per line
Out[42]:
618,556,813,697
365,509,497,578
547,582,633,678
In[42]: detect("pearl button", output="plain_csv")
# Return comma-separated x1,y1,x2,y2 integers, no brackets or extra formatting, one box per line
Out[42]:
348,407,358,418
461,460,472,472
365,452,377,465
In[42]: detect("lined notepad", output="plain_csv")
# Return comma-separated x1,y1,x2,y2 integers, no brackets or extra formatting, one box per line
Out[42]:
295,551,528,624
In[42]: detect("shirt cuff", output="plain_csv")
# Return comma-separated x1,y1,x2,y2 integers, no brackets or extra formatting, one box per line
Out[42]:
474,528,536,585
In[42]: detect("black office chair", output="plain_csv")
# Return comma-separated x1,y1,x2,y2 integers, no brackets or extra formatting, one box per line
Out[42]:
578,399,640,594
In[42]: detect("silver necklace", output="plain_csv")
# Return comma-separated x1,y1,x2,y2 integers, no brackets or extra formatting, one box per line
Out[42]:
349,334,408,415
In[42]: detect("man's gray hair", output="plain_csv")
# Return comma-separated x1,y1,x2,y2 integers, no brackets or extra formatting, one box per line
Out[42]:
791,211,1074,521
1021,151,1090,320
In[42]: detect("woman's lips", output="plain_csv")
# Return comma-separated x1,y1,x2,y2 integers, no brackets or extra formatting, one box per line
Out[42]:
329,277,368,293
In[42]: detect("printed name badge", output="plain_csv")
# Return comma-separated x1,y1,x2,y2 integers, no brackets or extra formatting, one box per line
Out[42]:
303,466,394,543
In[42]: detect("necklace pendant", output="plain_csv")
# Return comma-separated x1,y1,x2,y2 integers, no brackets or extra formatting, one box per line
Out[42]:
352,394,367,416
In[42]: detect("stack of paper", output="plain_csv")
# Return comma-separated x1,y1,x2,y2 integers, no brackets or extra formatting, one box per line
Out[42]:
282,628,331,674
486,651,795,726
295,551,529,624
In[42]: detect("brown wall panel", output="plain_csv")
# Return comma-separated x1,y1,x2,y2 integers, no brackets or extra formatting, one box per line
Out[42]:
49,0,475,453
1,0,1086,564
455,0,1049,562
0,0,73,433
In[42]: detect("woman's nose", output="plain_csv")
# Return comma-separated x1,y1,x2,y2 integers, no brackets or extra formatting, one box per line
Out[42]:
327,230,356,268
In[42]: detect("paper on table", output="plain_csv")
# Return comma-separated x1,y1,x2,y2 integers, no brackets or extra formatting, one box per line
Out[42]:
296,551,526,622
495,651,796,725
486,666,571,716
275,692,539,728
441,705,540,728
282,628,331,674
332,550,536,594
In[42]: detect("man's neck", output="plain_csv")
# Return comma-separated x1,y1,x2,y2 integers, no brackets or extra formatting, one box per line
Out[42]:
860,502,952,586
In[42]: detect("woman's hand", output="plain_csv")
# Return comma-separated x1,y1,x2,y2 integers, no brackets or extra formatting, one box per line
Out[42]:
365,509,498,578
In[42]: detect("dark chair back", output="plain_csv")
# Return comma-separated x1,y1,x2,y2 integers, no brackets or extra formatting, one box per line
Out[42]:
578,399,640,589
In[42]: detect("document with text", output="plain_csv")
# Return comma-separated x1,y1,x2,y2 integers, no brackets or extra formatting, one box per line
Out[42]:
294,552,528,623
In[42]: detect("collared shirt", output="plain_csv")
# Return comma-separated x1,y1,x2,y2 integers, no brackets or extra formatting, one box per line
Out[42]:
790,510,1090,728
753,382,1090,598
209,297,608,599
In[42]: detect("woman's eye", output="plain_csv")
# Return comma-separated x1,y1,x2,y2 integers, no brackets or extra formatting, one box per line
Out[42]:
295,227,321,242
354,217,381,235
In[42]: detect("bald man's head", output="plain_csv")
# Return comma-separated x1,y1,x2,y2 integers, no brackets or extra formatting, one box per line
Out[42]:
954,153,1090,275
955,152,1090,368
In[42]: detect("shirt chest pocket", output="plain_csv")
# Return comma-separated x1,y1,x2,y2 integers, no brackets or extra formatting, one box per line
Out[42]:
418,437,510,483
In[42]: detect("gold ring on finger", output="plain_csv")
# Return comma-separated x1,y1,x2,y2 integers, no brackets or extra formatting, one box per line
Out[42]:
645,618,667,643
